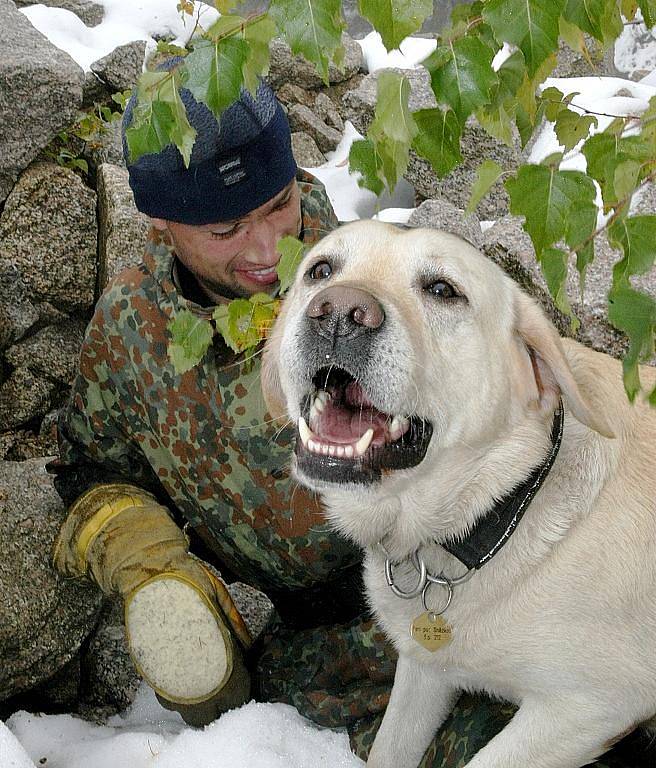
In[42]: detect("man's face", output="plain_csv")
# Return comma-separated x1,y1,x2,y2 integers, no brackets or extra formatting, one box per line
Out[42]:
152,180,302,302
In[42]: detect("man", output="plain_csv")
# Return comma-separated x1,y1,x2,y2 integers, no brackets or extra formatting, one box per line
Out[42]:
49,77,611,766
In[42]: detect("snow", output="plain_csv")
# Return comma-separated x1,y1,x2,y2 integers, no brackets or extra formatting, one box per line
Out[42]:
5,684,364,768
6,0,656,763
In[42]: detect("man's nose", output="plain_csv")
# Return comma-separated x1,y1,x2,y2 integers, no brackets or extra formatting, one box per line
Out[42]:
246,217,279,265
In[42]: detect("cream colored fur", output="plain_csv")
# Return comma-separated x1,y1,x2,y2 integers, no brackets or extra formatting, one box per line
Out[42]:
262,220,656,768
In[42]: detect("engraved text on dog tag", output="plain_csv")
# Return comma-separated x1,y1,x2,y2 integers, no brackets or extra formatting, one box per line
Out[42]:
410,612,453,651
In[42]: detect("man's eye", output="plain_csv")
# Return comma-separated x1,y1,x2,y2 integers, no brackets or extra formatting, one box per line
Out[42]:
211,225,240,240
308,261,332,280
425,280,458,299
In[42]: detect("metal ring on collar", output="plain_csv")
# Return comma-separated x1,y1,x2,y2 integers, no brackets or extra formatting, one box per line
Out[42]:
422,579,453,616
385,556,427,599
410,551,474,586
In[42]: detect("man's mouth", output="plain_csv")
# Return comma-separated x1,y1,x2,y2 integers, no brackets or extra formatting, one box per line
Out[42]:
237,265,279,286
295,366,433,485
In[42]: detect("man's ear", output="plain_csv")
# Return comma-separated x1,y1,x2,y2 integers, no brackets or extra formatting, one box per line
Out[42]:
515,292,615,438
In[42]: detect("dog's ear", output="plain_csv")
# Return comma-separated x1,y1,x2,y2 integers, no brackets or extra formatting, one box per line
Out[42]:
261,324,289,424
515,292,615,438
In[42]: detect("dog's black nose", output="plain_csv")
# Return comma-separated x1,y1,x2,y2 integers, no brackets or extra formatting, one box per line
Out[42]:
306,285,385,342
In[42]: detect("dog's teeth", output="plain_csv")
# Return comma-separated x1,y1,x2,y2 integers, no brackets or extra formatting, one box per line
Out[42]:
309,403,319,427
317,390,330,403
344,445,354,458
336,446,345,458
308,438,318,452
355,428,374,455
322,443,330,455
298,417,312,447
328,445,336,457
390,416,401,433
313,396,325,414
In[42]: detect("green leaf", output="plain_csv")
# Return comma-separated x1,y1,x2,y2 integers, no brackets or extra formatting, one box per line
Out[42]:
607,286,656,400
411,108,463,178
423,36,499,125
168,310,214,375
214,299,260,353
183,36,248,119
582,133,652,209
268,0,345,84
541,85,566,121
362,71,418,191
638,0,656,27
483,0,565,76
349,138,386,195
621,0,639,21
505,164,597,257
608,215,656,286
476,99,515,145
358,0,433,51
554,109,597,151
277,236,307,293
125,71,197,166
242,15,277,92
563,0,622,43
466,159,505,214
541,247,577,327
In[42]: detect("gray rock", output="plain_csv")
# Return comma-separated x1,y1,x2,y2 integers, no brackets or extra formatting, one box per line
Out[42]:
288,104,342,153
5,319,87,386
97,163,150,291
80,598,140,711
0,265,39,351
291,132,326,168
267,33,363,90
480,215,656,359
227,581,274,641
343,67,522,219
276,82,316,109
0,162,97,312
85,119,126,171
0,0,84,203
314,92,345,132
0,458,103,701
90,40,147,93
552,36,619,78
0,367,55,430
408,198,484,247
82,70,112,107
14,0,104,26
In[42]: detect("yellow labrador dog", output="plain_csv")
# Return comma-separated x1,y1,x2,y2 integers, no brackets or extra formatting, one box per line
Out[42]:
262,220,656,768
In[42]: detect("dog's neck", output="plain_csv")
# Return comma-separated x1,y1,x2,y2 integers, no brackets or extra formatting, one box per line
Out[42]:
321,400,601,567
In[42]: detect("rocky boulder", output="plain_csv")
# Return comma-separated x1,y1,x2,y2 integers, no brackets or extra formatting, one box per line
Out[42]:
0,162,97,312
96,163,150,291
267,33,364,90
0,458,103,701
0,0,84,203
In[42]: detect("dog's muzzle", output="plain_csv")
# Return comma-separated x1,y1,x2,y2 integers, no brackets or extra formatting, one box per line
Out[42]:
293,285,433,486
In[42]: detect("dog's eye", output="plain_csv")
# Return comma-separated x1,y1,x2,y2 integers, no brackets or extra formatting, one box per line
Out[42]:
308,261,332,280
426,280,457,299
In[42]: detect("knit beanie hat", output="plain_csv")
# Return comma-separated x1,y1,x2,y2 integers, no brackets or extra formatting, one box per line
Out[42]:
122,70,297,225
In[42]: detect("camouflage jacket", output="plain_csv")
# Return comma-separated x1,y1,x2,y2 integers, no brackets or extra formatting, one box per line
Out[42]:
51,171,364,617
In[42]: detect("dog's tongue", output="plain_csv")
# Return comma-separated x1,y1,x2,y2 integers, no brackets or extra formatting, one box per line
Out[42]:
317,383,389,445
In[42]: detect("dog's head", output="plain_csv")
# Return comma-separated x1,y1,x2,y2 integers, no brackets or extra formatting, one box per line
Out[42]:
263,221,613,498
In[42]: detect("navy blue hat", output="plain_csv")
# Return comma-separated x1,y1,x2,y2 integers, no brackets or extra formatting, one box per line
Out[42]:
122,73,297,225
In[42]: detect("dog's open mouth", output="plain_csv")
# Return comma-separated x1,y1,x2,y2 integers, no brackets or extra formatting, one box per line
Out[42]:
295,366,433,484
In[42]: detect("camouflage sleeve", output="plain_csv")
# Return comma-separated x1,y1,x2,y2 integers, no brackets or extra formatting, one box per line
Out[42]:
49,296,167,509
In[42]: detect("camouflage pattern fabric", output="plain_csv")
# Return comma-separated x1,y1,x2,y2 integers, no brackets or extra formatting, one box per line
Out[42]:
49,170,641,766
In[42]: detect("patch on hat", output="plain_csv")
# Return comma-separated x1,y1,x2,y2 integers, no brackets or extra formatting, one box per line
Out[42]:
218,155,247,186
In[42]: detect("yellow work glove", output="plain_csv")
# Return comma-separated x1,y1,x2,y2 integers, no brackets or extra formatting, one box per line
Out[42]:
53,483,252,722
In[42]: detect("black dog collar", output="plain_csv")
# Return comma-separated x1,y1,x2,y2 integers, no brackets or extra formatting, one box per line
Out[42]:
441,400,564,570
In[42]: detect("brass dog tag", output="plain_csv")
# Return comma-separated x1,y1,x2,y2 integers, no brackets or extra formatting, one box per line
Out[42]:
410,612,453,652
